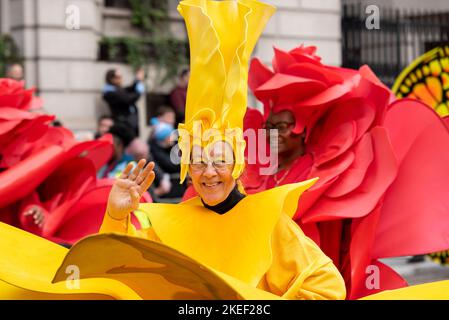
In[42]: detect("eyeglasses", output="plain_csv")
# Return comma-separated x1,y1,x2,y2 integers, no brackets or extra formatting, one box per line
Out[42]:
189,158,234,173
263,121,295,134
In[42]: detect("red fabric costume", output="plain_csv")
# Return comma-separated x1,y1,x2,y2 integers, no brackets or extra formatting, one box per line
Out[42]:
243,45,449,299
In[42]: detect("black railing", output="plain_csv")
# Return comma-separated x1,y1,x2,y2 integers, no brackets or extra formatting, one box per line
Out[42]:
104,0,132,9
342,2,449,87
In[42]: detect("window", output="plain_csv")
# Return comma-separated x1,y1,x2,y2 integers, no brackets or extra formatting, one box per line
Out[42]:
104,0,132,9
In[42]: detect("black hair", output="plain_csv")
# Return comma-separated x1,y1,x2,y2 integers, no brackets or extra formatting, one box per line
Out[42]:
98,114,113,123
155,105,175,117
6,63,23,72
108,122,135,148
105,69,117,84
180,68,190,78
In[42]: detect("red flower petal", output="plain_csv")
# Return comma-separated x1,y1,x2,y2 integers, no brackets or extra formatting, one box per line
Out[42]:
326,133,374,198
248,58,274,94
254,73,327,105
303,127,398,223
372,99,449,258
290,45,322,65
272,46,296,73
286,62,344,86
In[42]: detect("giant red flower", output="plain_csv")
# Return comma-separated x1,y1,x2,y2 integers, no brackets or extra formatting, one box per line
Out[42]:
246,45,449,299
0,78,35,110
0,78,116,244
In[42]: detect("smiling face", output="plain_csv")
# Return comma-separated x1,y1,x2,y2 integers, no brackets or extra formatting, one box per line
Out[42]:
189,141,236,206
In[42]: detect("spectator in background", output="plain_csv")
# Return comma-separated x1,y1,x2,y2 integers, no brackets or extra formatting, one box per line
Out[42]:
5,63,24,81
151,105,176,128
103,68,145,137
149,120,186,200
94,115,114,139
149,121,178,174
148,106,177,151
98,123,135,179
126,138,171,200
169,68,189,124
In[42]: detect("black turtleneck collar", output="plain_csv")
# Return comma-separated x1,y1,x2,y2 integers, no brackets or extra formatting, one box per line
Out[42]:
201,185,246,215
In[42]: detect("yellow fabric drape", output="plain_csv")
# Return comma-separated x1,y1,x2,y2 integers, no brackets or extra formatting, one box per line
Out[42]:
100,180,347,300
362,280,449,300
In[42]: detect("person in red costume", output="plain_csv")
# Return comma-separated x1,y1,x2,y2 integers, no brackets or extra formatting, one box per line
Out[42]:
242,45,449,299
0,78,129,245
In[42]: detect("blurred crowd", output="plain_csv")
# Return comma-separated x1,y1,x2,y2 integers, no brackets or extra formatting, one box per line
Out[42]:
3,62,190,204
98,67,190,203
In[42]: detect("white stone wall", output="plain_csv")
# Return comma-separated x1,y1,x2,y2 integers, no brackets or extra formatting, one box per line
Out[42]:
256,0,342,66
0,0,11,33
7,0,104,131
343,0,449,11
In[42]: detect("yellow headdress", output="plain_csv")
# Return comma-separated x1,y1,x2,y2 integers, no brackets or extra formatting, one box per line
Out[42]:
177,0,276,183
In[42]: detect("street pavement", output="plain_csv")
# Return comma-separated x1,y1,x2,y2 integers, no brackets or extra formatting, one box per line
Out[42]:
381,256,449,285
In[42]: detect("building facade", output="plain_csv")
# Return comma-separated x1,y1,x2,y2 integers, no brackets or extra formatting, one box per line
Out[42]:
0,0,342,136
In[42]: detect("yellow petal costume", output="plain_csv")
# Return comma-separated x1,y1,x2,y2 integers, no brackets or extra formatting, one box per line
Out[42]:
99,180,346,300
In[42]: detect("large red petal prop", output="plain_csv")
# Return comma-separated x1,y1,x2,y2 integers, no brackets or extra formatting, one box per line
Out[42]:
0,116,53,168
303,128,397,223
48,182,153,245
359,65,396,105
248,58,274,94
289,45,322,65
293,152,354,220
45,183,112,245
308,97,376,167
372,99,449,258
351,74,391,126
286,63,344,86
349,203,407,299
254,73,327,105
0,120,22,135
325,133,374,198
350,259,407,300
0,145,65,208
296,81,354,108
272,46,296,73
25,126,75,156
0,89,34,110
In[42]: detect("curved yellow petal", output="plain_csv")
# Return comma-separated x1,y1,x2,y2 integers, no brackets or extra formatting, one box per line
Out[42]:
0,222,141,300
139,179,317,287
0,222,281,300
362,280,449,300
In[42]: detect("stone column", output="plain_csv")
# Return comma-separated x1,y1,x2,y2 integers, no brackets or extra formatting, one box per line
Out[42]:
0,0,11,34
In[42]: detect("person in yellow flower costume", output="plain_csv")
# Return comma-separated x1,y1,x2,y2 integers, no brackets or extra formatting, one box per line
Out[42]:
0,0,346,300
100,0,347,300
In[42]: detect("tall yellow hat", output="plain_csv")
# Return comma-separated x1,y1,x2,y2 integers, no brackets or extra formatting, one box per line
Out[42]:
177,0,276,183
